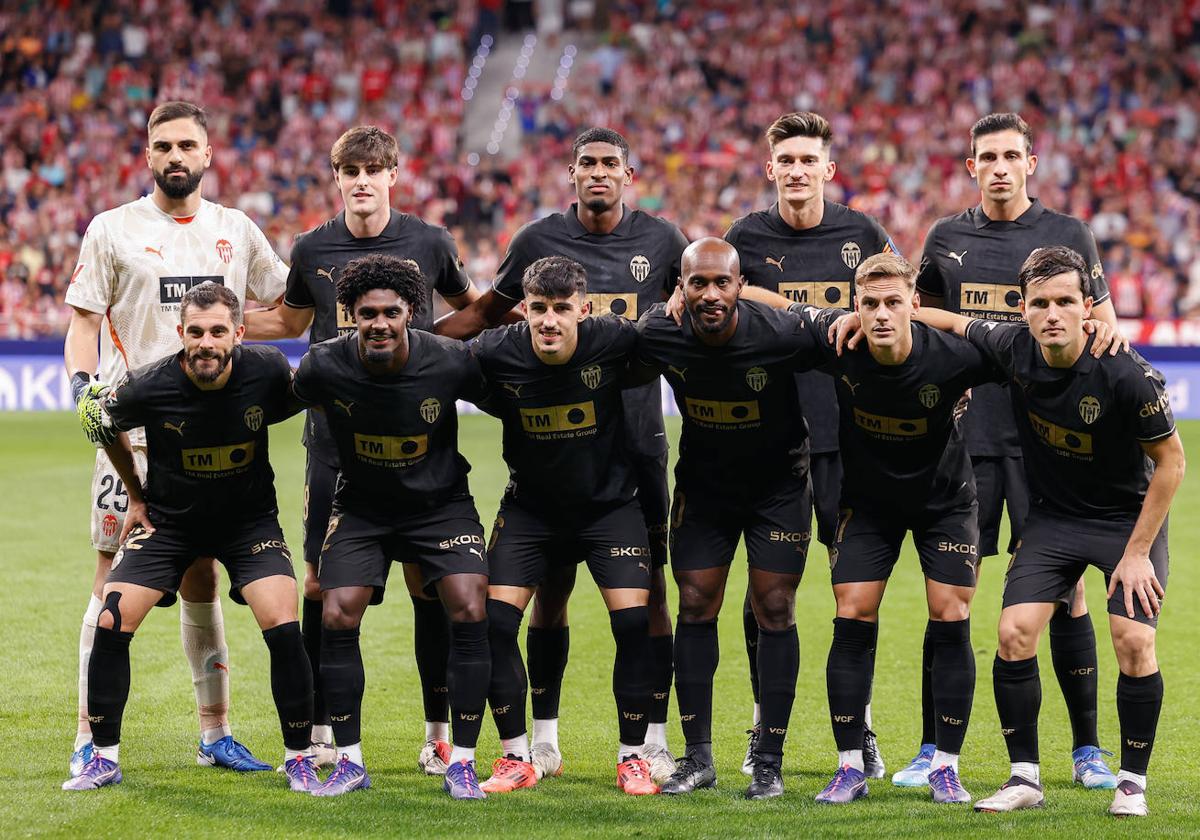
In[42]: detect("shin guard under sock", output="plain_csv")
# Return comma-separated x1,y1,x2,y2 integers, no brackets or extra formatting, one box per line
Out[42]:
262,621,314,752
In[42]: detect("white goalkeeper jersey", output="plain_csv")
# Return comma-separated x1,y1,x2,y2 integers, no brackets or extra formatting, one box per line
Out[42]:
65,196,287,442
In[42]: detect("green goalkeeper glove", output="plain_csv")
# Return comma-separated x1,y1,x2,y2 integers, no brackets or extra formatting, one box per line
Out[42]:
77,382,118,448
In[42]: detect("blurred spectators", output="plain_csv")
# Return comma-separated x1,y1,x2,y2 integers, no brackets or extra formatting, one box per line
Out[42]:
2,0,1199,337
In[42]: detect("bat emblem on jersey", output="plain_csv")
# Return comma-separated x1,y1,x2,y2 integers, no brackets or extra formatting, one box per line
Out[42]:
765,255,786,272
144,245,165,261
668,365,687,382
333,400,354,416
317,266,336,283
947,250,967,266
163,420,186,436
502,383,524,397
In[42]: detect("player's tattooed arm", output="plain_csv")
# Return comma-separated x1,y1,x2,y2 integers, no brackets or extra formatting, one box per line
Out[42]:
1109,432,1184,619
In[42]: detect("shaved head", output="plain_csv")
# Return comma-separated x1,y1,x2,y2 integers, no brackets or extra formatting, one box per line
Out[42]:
682,237,740,278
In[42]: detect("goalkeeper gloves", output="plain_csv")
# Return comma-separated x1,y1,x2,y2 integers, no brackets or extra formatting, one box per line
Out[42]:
77,381,118,448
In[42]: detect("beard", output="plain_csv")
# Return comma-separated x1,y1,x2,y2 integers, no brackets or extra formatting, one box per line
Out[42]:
185,347,232,383
154,165,204,199
688,303,734,335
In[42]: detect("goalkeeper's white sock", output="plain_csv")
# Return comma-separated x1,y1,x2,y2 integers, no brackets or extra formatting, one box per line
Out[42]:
180,598,231,739
75,594,103,750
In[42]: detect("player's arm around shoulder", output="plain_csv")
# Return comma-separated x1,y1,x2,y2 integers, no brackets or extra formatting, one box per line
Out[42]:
624,304,669,386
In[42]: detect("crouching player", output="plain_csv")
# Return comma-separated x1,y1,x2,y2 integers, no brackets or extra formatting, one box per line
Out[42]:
916,246,1184,817
802,253,1003,804
471,256,659,796
66,283,315,791
291,254,492,799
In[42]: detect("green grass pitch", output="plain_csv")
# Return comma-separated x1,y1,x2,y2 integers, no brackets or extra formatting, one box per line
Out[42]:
2,412,1197,838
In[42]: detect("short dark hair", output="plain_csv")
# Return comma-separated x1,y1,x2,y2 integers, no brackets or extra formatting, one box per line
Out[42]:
1018,246,1091,299
766,112,833,150
970,112,1033,156
335,254,426,317
330,126,400,171
148,101,207,134
522,256,587,298
181,282,240,324
572,127,630,164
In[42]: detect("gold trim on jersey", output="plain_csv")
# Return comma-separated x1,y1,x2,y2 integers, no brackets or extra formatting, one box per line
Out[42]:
519,401,597,435
683,398,761,426
852,409,928,438
353,433,429,464
959,283,1023,318
1027,410,1093,456
586,293,638,320
776,281,851,307
182,441,256,474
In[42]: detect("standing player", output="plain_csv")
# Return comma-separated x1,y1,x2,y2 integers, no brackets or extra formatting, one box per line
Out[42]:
245,125,481,772
65,284,315,792
799,254,1002,805
638,238,821,800
913,247,1182,817
63,101,287,775
436,128,687,781
896,113,1127,789
472,256,658,796
724,112,895,777
291,255,492,800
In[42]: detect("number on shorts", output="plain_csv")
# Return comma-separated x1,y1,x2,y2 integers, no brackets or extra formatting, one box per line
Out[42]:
96,475,129,513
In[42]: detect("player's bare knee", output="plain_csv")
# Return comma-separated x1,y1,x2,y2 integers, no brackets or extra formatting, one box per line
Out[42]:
834,600,878,622
928,589,972,622
321,597,363,631
1111,620,1156,673
445,598,486,624
997,615,1039,659
752,591,795,630
179,557,220,601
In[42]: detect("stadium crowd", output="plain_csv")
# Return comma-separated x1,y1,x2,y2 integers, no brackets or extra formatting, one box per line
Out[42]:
2,0,1199,337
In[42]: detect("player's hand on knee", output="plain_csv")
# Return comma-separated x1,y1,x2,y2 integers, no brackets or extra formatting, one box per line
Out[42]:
77,382,118,448
829,311,863,355
119,500,155,544
1108,553,1164,619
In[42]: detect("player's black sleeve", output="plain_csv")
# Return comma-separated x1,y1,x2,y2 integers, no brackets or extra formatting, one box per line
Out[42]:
1121,357,1176,442
780,306,828,372
870,216,900,257
662,223,690,298
282,234,314,309
261,348,304,424
915,221,945,297
963,319,1023,378
492,223,537,302
789,304,844,362
291,349,324,406
455,342,489,406
1066,220,1110,305
101,369,151,432
432,226,473,298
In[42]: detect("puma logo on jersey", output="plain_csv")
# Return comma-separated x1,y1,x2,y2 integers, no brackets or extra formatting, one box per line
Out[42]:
638,562,650,573
765,255,786,271
668,365,687,382
502,383,523,397
144,245,165,261
334,400,354,416
947,250,967,266
163,420,186,436
468,547,485,562
317,266,336,282
840,375,861,395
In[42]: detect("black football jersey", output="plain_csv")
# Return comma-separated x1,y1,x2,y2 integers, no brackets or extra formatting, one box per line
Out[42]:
635,300,822,495
471,315,638,511
805,308,1002,512
492,204,689,457
102,344,296,525
917,199,1110,457
291,330,485,517
726,201,894,453
965,320,1173,519
283,211,471,465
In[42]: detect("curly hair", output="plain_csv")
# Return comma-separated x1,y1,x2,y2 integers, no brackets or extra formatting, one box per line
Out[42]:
335,254,426,318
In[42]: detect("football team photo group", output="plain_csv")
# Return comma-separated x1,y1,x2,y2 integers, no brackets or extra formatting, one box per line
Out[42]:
49,90,1186,826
